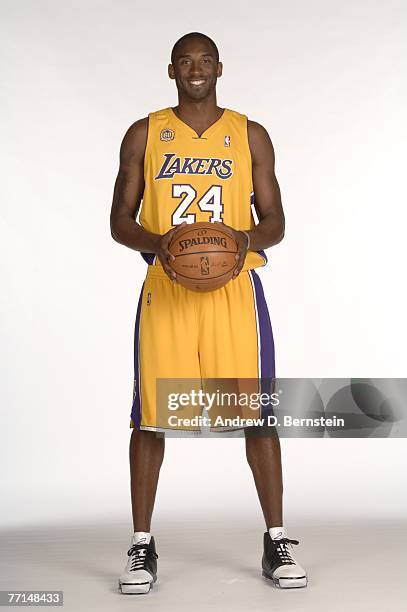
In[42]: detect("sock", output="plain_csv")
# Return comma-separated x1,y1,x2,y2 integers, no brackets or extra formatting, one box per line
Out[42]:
269,526,286,540
132,531,151,545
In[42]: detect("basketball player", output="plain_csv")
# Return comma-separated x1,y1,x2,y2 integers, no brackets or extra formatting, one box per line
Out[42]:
110,32,308,593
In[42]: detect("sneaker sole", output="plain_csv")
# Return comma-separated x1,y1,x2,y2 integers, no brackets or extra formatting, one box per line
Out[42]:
119,578,156,595
262,571,308,589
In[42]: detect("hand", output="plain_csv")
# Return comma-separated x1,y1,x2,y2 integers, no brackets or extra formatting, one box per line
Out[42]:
215,221,249,279
155,222,187,281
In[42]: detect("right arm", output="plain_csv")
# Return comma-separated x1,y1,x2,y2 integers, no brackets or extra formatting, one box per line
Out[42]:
110,118,177,279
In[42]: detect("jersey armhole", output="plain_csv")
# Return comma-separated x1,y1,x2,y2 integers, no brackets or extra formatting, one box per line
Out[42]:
244,115,255,218
143,113,152,181
139,114,158,265
135,115,150,227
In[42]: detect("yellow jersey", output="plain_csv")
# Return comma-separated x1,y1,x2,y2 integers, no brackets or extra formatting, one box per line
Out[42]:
139,106,267,270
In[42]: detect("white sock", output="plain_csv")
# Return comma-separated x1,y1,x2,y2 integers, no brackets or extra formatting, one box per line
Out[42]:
132,531,151,545
269,526,286,540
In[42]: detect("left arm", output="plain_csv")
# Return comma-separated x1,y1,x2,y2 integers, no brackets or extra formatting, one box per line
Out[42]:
246,119,285,250
223,120,285,277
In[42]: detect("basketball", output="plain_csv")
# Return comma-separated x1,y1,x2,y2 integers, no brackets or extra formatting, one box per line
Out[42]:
168,222,238,292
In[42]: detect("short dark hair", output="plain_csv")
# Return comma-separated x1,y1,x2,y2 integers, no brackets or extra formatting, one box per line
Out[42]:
171,32,219,64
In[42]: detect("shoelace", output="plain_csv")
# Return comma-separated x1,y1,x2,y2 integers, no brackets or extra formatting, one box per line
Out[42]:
127,544,158,571
272,537,299,565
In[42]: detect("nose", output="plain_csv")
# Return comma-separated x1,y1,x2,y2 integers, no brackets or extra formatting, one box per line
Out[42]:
188,60,203,76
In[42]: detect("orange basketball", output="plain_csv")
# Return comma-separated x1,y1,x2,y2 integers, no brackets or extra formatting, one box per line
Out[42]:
168,222,238,292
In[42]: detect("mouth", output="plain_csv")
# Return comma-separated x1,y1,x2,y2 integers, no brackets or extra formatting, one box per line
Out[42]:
188,79,206,87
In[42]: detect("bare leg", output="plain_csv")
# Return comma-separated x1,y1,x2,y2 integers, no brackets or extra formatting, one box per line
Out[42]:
130,429,165,532
244,428,283,528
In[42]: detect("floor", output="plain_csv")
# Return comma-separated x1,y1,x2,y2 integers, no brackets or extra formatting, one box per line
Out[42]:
0,519,406,611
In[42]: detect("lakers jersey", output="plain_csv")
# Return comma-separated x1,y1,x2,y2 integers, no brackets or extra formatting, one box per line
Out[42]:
139,107,267,271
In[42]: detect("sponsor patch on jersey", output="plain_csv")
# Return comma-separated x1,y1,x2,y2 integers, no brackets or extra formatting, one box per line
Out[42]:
224,135,231,147
160,128,175,141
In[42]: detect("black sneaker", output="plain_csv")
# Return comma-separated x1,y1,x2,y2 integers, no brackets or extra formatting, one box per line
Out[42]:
118,536,158,594
262,532,307,588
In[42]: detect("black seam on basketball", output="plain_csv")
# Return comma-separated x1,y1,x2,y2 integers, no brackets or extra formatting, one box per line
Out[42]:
173,250,237,257
173,267,237,281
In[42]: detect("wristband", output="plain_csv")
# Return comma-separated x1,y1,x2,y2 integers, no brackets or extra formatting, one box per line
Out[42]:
242,230,251,250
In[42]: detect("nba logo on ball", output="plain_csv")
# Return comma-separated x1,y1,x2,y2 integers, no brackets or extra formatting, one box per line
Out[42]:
224,135,231,147
160,128,175,141
200,256,210,275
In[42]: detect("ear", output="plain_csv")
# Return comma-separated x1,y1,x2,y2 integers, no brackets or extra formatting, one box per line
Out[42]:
217,61,223,78
168,64,175,80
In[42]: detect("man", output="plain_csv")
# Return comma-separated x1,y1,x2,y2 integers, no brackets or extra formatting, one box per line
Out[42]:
110,32,308,594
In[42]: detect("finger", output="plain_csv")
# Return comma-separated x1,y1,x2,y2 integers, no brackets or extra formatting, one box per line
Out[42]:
168,221,187,237
233,252,246,277
234,246,245,262
158,254,177,280
165,222,187,247
164,265,177,281
162,231,177,254
164,248,176,262
162,231,174,247
163,256,177,278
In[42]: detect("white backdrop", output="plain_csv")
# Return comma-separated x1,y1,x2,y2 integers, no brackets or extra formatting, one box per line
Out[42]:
1,0,406,528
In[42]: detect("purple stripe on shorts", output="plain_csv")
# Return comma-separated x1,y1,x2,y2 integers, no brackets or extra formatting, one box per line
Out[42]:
249,270,275,379
250,270,276,419
130,283,144,429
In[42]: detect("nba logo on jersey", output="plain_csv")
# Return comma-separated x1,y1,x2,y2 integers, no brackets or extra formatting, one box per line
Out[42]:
160,128,175,142
224,135,231,147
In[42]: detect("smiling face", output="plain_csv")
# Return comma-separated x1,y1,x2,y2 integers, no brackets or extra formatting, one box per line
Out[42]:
168,36,223,102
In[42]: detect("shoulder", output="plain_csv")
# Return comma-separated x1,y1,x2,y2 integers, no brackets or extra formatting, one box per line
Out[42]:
224,107,250,128
118,117,148,166
247,119,271,142
247,119,274,160
225,109,269,135
122,117,149,146
120,108,171,160
227,111,273,145
122,106,170,139
119,117,149,162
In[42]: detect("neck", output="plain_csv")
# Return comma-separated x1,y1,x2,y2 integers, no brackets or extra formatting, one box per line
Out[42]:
174,92,221,122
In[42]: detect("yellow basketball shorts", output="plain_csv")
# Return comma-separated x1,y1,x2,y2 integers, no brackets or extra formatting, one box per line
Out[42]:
130,265,275,431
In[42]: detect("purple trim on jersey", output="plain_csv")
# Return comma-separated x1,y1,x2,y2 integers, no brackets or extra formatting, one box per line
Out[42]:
141,252,155,265
249,193,268,266
249,270,275,379
256,249,268,265
130,283,144,429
